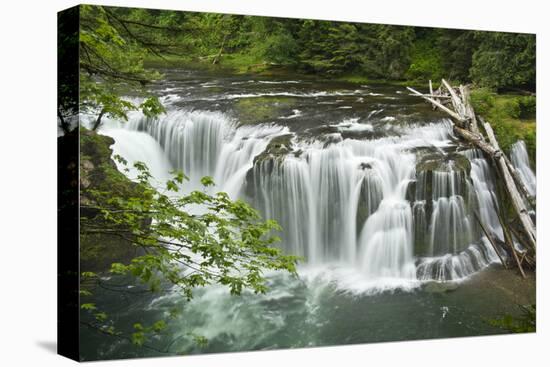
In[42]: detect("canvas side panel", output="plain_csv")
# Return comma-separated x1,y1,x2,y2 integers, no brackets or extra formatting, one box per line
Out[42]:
57,5,80,362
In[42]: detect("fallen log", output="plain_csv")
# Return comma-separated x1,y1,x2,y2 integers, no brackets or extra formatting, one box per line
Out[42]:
442,79,466,119
501,153,535,205
508,225,536,267
453,123,536,252
407,79,536,276
407,93,451,99
506,229,527,278
429,80,436,110
460,85,480,134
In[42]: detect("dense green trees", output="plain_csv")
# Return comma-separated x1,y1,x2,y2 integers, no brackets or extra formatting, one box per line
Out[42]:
78,5,167,131
158,13,535,89
470,32,536,90
124,7,533,90
62,5,536,102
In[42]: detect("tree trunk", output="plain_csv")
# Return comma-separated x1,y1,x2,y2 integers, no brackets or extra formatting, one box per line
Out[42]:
92,109,106,131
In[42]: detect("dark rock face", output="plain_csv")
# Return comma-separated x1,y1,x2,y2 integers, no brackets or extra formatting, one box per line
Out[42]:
246,134,296,197
253,134,295,165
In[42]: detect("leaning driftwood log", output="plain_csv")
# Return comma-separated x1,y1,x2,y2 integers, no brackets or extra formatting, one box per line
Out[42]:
408,79,536,275
407,87,464,122
481,118,536,250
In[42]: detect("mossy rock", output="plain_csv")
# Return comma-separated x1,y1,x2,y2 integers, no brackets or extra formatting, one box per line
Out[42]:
79,129,151,273
416,152,471,173
233,96,298,125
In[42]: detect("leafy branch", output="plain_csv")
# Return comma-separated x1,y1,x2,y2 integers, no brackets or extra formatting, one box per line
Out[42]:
79,157,299,349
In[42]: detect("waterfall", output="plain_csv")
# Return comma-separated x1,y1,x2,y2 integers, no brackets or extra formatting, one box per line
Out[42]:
423,167,474,255
411,151,499,281
462,149,503,240
104,107,506,286
125,110,288,193
91,114,174,187
510,140,536,197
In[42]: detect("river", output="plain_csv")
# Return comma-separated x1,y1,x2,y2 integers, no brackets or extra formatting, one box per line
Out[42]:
80,67,536,360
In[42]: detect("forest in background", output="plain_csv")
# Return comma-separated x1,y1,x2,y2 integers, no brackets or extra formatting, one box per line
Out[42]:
67,5,536,161
99,6,536,91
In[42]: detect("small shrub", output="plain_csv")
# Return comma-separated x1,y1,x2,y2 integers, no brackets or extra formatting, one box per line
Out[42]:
518,95,536,119
500,98,521,119
489,304,536,333
470,88,495,115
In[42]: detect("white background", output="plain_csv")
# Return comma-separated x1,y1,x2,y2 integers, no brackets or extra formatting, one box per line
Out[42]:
0,0,547,365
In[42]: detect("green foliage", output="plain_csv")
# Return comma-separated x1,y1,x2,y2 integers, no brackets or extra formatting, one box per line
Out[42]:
140,97,166,118
406,31,444,81
501,98,521,120
79,145,299,347
470,89,536,163
191,334,209,348
489,304,536,333
128,320,167,346
295,21,414,79
470,32,535,90
82,157,299,296
255,32,299,64
72,5,536,91
518,96,536,119
78,5,167,130
439,30,479,82
469,88,495,115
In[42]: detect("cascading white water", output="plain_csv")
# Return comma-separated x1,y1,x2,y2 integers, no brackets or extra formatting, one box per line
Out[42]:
82,113,174,187
214,124,289,197
510,140,536,197
125,110,288,193
103,106,507,286
127,110,229,183
462,148,503,239
413,149,501,281
356,144,416,279
425,168,474,255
